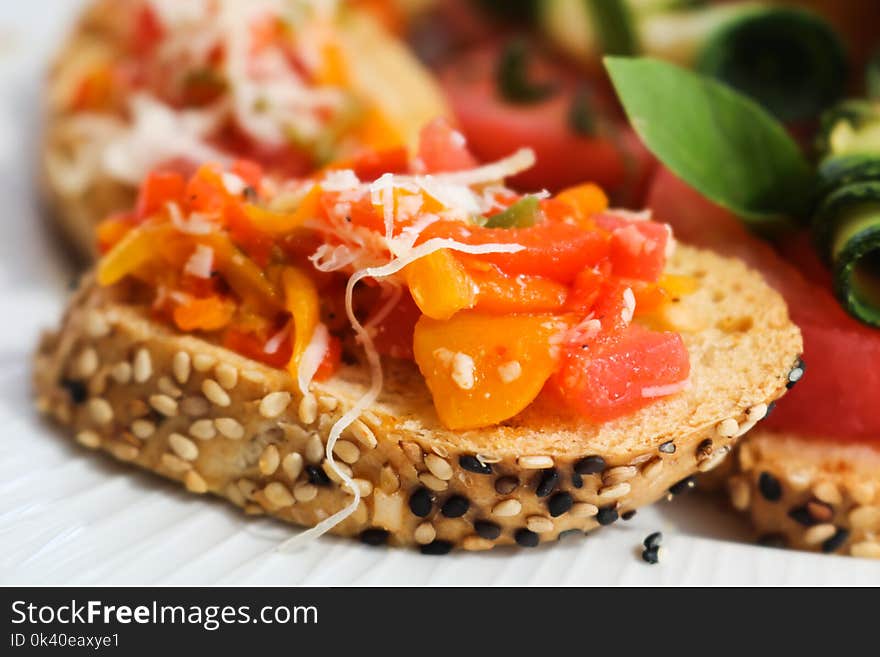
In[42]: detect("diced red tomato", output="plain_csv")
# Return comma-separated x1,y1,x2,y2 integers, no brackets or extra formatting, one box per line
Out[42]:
131,3,164,56
135,170,186,221
554,324,690,423
225,203,274,267
417,117,478,173
349,147,410,181
367,290,422,360
596,213,669,282
223,327,292,370
439,45,655,201
314,335,342,380
185,166,228,214
231,160,264,190
419,220,610,283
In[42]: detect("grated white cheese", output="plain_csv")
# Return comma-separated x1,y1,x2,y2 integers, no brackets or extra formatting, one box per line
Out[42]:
621,287,636,325
183,244,215,279
297,322,330,395
497,360,522,384
451,352,476,390
642,378,690,398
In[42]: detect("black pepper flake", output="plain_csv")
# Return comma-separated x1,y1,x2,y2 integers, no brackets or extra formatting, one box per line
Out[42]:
535,469,559,497
821,528,849,554
787,505,816,527
786,357,805,389
621,510,636,521
641,547,660,564
571,472,583,489
574,455,606,475
441,495,470,518
420,540,453,556
359,528,389,546
494,476,518,495
409,487,434,518
459,455,492,475
596,506,618,526
668,476,696,496
548,492,573,517
658,441,676,454
758,472,783,502
757,533,787,549
643,532,663,550
514,528,539,547
474,520,501,540
60,378,88,405
305,465,331,487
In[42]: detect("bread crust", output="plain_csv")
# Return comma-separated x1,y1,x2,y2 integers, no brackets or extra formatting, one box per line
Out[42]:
718,430,880,559
33,246,803,551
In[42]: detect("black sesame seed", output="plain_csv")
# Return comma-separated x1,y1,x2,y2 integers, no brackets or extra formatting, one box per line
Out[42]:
621,510,636,521
574,455,606,475
658,441,676,454
420,540,453,555
641,547,660,564
359,528,389,546
765,401,777,418
305,465,331,486
643,532,663,550
821,528,849,554
474,520,501,540
60,379,88,405
441,495,470,518
514,528,539,547
758,472,782,502
459,455,492,475
786,357,805,389
571,472,583,489
596,506,618,525
668,476,696,496
757,533,787,549
788,505,816,527
494,476,518,495
548,492,573,517
558,528,582,540
535,468,559,497
409,487,434,517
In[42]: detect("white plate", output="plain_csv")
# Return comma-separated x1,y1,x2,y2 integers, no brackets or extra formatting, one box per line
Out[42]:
1,0,878,586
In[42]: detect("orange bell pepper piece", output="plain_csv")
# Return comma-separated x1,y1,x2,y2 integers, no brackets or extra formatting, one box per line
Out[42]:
282,266,321,380
173,296,236,332
243,185,322,235
405,249,476,320
556,183,609,225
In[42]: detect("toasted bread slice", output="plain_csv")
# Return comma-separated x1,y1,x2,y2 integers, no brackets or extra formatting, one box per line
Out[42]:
715,431,880,559
33,245,802,551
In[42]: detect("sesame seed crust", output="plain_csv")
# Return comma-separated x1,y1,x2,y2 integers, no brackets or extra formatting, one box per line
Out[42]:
33,257,801,551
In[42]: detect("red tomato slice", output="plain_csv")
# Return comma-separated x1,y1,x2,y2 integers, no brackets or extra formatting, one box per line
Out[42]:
419,220,610,283
596,213,669,282
135,170,186,221
417,117,478,173
647,165,880,441
367,290,422,360
554,324,690,423
439,45,655,201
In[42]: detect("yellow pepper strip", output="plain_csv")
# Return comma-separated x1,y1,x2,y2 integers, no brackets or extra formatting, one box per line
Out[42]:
282,266,321,379
97,223,175,287
244,185,323,236
556,183,609,225
405,249,477,321
209,235,282,316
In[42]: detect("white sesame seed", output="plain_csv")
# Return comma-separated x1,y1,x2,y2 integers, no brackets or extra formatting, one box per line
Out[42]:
189,419,216,441
259,445,280,475
202,379,230,407
76,430,101,449
462,536,494,551
282,452,304,481
400,441,423,464
738,442,755,470
812,481,842,506
849,506,880,530
603,466,638,486
343,478,373,497
184,470,208,493
517,455,554,469
74,347,99,379
333,440,360,465
298,393,318,424
527,516,554,533
168,433,199,461
597,482,631,502
241,369,265,384
131,419,156,440
698,446,730,472
716,418,739,438
160,453,191,474
180,395,210,416
225,482,246,507
302,436,323,466
425,453,453,481
571,502,599,518
172,351,191,385
729,476,751,511
323,460,352,483
414,522,436,545
87,398,113,425
149,394,178,417
85,310,111,338
238,478,258,500
294,482,318,502
215,363,238,390
192,353,216,372
492,499,522,517
259,391,291,419
379,465,399,493
133,348,152,383
851,542,880,559
418,472,448,492
849,482,876,506
318,395,339,411
110,362,132,384
349,419,377,449
497,360,522,384
803,523,837,545
157,376,182,398
431,444,449,458
735,403,768,437
214,417,244,440
264,482,294,508
109,443,139,461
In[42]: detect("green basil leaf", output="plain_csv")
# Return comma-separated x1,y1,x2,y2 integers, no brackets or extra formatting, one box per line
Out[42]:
485,196,541,228
605,56,814,223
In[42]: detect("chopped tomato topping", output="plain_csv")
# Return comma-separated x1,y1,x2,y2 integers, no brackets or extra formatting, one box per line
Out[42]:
223,327,292,370
597,213,669,283
135,170,186,222
314,335,343,381
417,117,478,173
173,296,236,332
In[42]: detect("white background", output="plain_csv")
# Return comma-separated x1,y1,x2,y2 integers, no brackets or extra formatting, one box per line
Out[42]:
0,0,877,585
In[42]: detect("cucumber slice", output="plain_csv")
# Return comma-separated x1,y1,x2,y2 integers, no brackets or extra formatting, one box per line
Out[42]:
695,6,847,122
817,155,880,202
